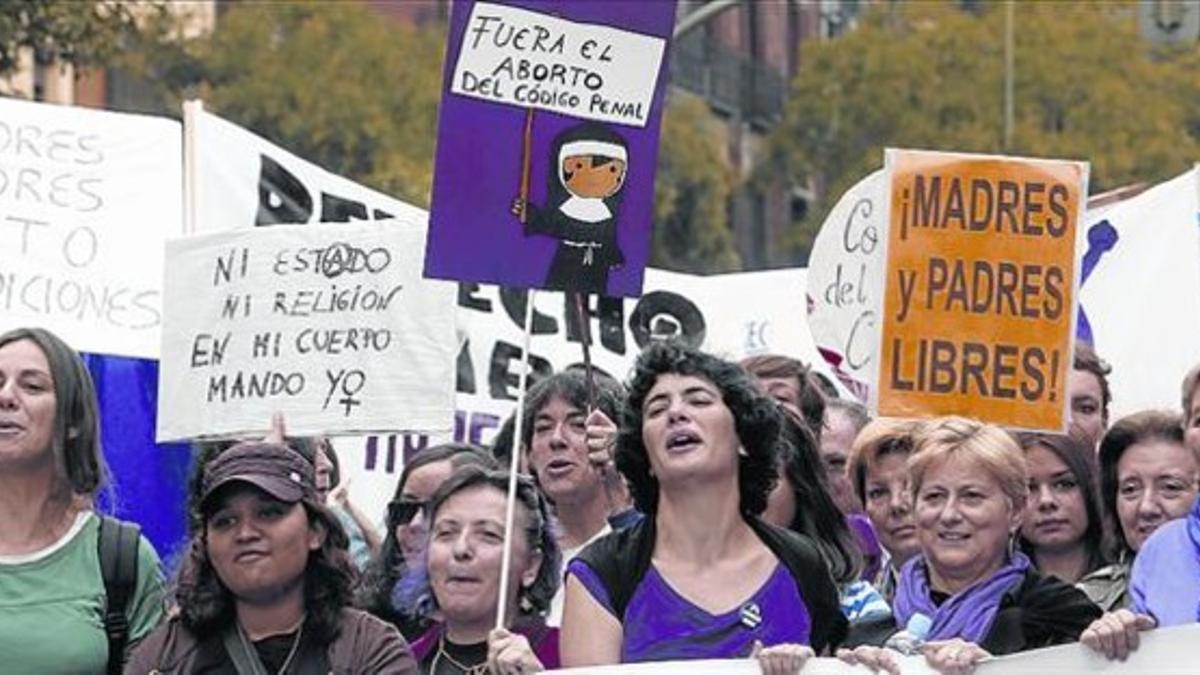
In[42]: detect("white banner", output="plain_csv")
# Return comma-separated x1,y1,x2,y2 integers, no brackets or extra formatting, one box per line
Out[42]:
186,103,426,233
0,97,181,358
157,220,456,442
807,171,887,403
551,623,1200,673
449,2,666,127
1078,166,1200,418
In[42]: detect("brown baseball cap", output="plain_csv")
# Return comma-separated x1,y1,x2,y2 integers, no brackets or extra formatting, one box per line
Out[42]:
200,441,317,511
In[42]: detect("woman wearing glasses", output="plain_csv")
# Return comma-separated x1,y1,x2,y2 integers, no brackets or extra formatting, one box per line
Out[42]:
358,444,497,638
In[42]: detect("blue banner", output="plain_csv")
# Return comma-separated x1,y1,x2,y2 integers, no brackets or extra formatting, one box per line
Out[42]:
85,353,193,569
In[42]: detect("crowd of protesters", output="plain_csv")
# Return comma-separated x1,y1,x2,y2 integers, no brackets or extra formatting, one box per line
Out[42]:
2,325,1200,674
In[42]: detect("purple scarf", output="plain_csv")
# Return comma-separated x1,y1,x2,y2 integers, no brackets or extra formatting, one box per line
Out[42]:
1188,496,1200,621
893,552,1031,643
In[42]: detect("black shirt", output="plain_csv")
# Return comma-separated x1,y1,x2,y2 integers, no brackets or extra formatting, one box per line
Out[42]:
189,628,328,674
419,636,488,675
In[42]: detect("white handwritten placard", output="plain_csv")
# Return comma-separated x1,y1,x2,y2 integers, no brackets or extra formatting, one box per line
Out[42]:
0,97,181,357
450,1,666,127
807,170,887,402
156,220,457,442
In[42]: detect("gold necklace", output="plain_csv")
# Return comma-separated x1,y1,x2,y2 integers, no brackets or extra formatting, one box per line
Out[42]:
430,634,487,675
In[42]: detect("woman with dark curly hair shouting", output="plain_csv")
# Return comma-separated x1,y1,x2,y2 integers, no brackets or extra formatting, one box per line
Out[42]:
560,342,846,673
125,440,417,674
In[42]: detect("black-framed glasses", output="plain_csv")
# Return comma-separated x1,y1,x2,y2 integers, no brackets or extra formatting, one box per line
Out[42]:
387,499,426,527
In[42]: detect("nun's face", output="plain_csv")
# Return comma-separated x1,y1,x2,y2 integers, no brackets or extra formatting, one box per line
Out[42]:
562,154,626,199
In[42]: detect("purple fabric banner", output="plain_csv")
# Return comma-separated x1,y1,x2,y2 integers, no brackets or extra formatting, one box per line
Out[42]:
424,0,677,298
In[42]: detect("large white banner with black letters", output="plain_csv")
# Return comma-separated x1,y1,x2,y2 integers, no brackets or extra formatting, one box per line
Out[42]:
0,97,180,358
187,103,426,233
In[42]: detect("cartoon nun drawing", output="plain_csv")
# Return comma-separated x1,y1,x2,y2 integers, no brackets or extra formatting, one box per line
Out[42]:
513,122,628,295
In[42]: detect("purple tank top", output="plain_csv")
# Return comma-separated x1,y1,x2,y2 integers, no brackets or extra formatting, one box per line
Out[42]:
568,559,812,663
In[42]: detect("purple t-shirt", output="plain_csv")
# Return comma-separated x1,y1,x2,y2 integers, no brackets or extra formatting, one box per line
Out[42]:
568,559,812,663
1130,518,1200,627
848,512,883,582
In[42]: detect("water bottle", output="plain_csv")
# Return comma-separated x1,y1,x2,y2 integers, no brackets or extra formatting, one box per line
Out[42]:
884,613,933,655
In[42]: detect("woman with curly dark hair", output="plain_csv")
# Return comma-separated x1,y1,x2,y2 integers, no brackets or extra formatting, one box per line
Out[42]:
393,466,563,673
561,342,847,671
358,444,497,639
125,440,416,673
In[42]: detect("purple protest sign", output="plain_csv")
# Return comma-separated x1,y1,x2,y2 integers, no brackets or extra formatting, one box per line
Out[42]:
424,0,677,298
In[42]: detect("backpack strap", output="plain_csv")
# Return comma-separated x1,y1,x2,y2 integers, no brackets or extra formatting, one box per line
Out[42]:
98,515,142,675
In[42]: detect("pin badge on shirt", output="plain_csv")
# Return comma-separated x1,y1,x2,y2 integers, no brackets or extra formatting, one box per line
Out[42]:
740,602,763,630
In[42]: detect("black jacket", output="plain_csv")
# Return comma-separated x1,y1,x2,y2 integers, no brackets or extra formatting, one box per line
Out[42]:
981,570,1103,655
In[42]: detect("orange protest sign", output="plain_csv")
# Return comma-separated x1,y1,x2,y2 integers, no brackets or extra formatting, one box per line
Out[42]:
875,149,1087,431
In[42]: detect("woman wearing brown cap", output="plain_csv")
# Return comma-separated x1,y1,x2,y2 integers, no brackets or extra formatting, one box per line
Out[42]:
125,441,417,674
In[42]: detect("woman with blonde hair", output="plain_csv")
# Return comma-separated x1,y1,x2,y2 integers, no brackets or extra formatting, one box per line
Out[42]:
840,417,1100,673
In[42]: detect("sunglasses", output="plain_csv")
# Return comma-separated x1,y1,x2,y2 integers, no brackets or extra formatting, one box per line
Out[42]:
387,499,427,527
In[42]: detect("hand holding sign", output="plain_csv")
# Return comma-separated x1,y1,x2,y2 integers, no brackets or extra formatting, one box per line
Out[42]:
585,407,618,469
266,412,287,444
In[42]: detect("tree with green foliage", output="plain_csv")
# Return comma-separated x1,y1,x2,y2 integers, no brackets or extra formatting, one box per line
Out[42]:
652,93,740,273
163,2,446,207
767,1,1200,260
0,0,169,76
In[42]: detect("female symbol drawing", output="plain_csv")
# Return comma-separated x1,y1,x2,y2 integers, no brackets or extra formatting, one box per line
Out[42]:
512,122,628,295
